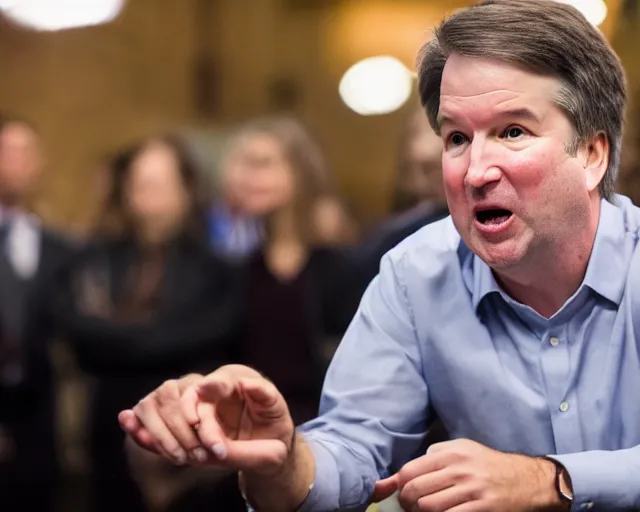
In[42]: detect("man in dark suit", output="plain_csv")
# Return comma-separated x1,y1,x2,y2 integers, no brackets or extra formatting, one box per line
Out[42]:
0,115,76,511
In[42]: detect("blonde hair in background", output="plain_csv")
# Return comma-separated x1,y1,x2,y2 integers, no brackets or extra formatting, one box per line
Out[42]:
222,116,330,245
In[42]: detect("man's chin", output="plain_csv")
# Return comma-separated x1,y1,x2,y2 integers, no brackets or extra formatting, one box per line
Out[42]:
474,243,525,271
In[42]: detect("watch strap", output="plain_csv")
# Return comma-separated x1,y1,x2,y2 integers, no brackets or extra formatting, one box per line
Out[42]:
541,456,574,505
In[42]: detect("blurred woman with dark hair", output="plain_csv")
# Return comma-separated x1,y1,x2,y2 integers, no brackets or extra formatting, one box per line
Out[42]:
220,117,354,425
53,133,242,512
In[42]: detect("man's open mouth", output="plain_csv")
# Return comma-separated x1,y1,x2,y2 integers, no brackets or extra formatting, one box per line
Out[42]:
475,209,513,225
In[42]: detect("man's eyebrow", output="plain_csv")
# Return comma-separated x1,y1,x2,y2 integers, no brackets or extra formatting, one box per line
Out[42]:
436,107,542,129
498,108,542,124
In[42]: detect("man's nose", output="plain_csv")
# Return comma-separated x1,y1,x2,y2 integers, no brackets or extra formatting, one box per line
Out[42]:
464,138,502,190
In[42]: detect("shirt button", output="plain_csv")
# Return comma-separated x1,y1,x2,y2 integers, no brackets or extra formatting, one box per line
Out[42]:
550,336,560,346
560,401,570,412
583,502,594,510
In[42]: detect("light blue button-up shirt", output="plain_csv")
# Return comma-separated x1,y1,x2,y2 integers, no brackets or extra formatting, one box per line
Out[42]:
295,195,640,512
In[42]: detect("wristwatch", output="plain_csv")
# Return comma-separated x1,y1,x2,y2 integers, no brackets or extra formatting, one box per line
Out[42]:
542,457,574,507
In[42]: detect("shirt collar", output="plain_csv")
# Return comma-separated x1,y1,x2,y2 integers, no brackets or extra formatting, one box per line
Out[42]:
0,206,40,226
470,253,501,311
582,196,629,305
470,196,629,311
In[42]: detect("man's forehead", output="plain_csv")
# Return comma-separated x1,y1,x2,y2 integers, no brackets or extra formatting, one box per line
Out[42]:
440,54,560,100
437,54,562,128
0,122,38,144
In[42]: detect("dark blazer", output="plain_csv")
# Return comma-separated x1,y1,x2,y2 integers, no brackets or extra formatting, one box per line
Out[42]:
0,227,77,512
51,234,243,512
0,227,78,419
53,235,242,379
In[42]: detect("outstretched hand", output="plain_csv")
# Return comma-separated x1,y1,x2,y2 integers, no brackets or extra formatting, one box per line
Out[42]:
119,365,296,474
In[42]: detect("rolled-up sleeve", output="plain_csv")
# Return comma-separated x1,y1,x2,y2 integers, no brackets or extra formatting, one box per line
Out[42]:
291,250,432,511
551,447,640,510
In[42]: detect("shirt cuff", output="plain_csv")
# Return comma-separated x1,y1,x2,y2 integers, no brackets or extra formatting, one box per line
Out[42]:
550,448,640,511
244,434,344,512
296,433,343,512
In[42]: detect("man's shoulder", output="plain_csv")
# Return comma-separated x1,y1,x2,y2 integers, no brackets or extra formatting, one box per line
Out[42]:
613,195,640,232
384,216,466,273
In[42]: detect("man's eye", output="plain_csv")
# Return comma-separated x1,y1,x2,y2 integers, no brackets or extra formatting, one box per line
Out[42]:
450,133,467,146
503,126,525,139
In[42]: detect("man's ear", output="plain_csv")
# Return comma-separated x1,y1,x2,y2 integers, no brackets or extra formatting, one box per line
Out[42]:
581,132,609,193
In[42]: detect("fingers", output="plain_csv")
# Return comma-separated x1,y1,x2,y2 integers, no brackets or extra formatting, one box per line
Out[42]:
125,366,291,471
118,409,141,433
194,365,263,404
180,385,200,426
372,475,399,503
240,378,290,424
396,452,445,487
153,380,205,462
194,401,228,460
177,373,205,392
444,502,482,512
133,398,188,465
133,379,207,465
194,375,292,471
118,410,159,454
398,469,454,510
196,376,236,403
409,485,474,512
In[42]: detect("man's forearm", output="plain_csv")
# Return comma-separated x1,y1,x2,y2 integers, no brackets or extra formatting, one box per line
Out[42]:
240,433,316,512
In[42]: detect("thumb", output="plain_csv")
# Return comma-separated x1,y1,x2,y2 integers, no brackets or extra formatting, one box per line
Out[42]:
197,377,235,403
372,474,399,503
240,378,289,422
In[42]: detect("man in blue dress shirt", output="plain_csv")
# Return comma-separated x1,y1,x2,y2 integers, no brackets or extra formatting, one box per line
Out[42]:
119,1,636,510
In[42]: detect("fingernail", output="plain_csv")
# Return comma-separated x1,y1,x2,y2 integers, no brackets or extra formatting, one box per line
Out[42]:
192,448,207,462
211,443,227,460
173,450,187,465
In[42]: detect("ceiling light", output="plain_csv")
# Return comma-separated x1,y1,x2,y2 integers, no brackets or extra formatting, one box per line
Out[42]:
339,56,413,116
1,0,125,31
554,0,608,26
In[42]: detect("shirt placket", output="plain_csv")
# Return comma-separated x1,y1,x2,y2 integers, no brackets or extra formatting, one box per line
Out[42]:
540,322,583,454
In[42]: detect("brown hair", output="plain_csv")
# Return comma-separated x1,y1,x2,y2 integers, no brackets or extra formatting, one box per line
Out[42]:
224,116,329,244
95,133,210,243
417,0,627,200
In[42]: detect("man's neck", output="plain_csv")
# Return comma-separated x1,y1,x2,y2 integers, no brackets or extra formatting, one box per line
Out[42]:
496,265,586,318
494,199,601,319
0,190,30,213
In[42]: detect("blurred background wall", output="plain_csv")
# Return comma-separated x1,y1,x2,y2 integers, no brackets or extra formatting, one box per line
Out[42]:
1,0,637,231
1,2,639,511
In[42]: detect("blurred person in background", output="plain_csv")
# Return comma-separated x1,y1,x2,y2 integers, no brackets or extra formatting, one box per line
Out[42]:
52,134,242,512
390,105,448,216
373,105,448,252
312,194,360,246
617,100,639,204
347,106,449,309
207,140,264,261
0,115,76,511
223,116,354,425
